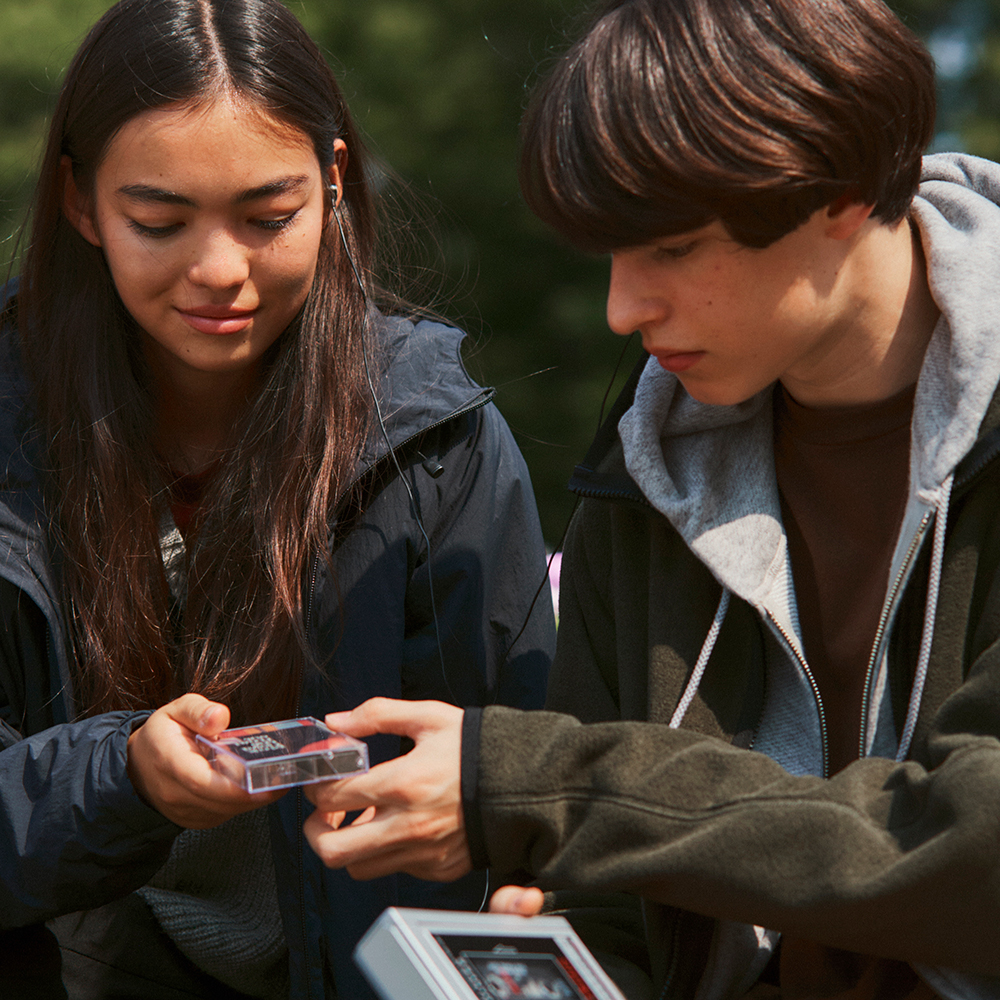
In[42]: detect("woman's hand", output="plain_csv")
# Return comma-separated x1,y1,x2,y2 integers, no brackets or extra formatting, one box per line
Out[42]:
127,693,283,828
303,697,470,881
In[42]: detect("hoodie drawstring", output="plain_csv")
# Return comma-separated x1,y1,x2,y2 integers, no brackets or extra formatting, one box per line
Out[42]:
896,473,954,761
669,469,950,755
670,587,731,729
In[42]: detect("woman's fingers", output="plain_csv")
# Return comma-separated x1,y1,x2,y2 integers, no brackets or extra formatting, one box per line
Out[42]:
126,694,282,828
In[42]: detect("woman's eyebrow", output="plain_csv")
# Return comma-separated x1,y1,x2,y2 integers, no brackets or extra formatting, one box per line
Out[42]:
115,175,312,206
117,184,195,206
235,175,310,204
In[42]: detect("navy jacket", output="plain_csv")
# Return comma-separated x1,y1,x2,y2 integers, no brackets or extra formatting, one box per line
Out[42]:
0,299,555,999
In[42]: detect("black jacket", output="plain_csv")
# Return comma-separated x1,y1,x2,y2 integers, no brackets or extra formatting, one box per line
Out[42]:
0,297,555,1000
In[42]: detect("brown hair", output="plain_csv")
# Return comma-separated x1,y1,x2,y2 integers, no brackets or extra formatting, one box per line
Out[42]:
17,0,382,722
520,0,936,251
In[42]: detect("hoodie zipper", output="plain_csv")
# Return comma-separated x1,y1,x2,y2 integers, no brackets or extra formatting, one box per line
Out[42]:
857,511,932,760
765,610,830,778
569,482,652,506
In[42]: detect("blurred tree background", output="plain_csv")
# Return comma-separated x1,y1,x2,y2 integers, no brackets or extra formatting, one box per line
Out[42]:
0,0,997,544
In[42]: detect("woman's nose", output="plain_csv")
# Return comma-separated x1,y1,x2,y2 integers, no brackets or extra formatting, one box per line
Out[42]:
187,230,251,289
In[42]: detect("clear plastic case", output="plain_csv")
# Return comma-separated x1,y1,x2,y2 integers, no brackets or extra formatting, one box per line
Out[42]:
196,717,369,793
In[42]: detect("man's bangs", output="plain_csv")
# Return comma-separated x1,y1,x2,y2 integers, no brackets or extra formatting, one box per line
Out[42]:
520,42,711,254
521,0,935,253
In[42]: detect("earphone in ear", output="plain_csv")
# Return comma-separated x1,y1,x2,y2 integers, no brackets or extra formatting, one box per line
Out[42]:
328,181,339,204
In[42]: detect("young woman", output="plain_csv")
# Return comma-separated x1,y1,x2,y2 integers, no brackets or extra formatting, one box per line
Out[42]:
0,1,554,998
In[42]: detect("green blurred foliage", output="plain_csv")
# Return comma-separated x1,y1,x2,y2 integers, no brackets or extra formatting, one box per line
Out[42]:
0,0,996,542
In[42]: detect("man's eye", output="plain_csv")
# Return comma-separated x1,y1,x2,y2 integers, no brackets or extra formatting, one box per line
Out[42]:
127,220,181,239
655,241,696,260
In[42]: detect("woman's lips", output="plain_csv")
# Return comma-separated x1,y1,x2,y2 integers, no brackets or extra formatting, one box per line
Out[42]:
177,307,257,336
654,350,705,373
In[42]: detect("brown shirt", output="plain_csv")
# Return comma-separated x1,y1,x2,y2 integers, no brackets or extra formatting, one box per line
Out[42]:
773,383,914,774
769,383,937,1000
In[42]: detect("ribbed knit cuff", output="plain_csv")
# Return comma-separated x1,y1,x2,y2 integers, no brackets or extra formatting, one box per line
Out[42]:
461,706,489,870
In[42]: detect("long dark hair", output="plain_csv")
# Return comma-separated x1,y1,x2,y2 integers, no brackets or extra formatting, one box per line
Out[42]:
520,0,936,252
19,0,380,722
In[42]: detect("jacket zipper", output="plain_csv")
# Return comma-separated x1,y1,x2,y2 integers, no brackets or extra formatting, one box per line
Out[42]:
656,907,686,1000
765,610,829,778
295,562,316,1000
857,511,932,760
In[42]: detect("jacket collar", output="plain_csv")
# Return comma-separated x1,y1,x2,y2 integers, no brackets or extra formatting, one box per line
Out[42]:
353,311,494,479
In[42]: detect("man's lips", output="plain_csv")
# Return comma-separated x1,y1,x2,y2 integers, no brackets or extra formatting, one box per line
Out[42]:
176,306,257,336
651,350,706,373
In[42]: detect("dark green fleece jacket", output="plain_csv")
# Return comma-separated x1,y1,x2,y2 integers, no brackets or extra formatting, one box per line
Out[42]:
465,154,1000,1000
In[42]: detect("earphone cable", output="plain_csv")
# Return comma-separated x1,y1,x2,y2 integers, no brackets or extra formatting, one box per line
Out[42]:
331,198,453,701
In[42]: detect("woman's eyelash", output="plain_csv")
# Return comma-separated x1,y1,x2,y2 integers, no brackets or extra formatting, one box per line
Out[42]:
125,211,299,239
254,212,298,232
127,220,180,238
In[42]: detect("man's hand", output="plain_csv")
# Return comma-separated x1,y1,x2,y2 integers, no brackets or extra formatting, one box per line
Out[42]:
303,698,470,882
127,693,283,828
489,885,545,916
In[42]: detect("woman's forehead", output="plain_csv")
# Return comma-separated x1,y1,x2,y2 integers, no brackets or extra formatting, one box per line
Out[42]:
98,97,320,194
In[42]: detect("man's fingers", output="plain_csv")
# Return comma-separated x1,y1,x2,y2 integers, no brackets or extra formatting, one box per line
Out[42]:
304,805,390,868
345,842,471,883
304,803,468,880
489,885,545,916
304,768,393,814
304,751,441,813
324,697,460,741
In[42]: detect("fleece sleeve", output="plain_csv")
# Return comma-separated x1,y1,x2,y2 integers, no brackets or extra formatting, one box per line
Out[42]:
469,497,1000,980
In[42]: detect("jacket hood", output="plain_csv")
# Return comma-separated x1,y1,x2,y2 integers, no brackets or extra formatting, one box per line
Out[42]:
358,312,494,474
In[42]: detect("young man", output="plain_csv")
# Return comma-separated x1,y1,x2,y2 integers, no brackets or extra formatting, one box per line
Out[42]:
302,1,1000,996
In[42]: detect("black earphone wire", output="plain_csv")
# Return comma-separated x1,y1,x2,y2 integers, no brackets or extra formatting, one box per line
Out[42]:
332,188,487,907
490,331,639,688
330,193,453,702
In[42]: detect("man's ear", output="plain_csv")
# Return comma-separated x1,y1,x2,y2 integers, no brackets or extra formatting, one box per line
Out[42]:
59,155,101,247
825,192,875,240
